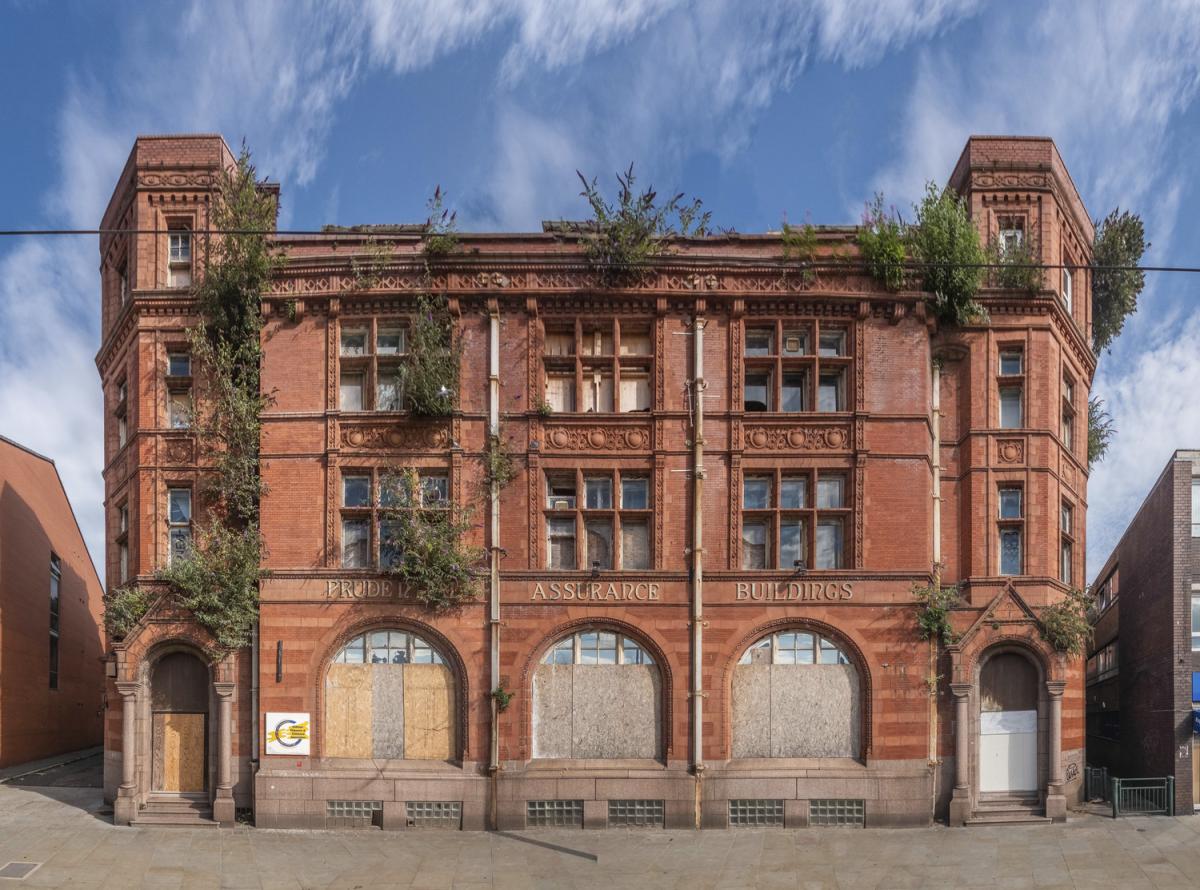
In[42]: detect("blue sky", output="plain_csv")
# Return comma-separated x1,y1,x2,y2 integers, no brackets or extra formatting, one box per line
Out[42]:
1,0,1198,581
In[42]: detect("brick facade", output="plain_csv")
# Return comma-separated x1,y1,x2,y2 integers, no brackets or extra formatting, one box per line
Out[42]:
0,437,105,767
98,134,1092,828
1087,451,1199,815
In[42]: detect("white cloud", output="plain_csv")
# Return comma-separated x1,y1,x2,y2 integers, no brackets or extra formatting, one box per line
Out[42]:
0,0,1019,578
863,2,1200,578
1088,312,1200,574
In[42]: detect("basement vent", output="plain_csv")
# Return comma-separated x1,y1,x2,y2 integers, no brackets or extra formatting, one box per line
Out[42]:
526,799,583,828
0,862,40,881
406,801,462,829
728,799,784,827
607,799,664,827
809,798,865,827
325,799,382,829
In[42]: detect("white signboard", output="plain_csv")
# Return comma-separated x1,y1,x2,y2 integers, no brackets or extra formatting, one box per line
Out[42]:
265,712,311,755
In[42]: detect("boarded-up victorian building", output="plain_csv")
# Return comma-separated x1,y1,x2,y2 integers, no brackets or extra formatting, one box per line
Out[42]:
97,134,1093,829
0,435,105,767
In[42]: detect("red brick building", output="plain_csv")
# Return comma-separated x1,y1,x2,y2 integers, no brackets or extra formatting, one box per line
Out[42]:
97,134,1092,828
0,436,105,767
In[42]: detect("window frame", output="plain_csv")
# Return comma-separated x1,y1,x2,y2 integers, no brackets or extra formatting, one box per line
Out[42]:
166,487,192,566
742,319,851,415
116,502,130,584
338,317,412,413
333,629,447,666
541,318,654,414
997,347,1025,430
997,485,1023,576
339,467,451,569
49,553,61,690
740,468,849,570
114,377,129,450
737,630,852,666
541,630,655,666
543,468,653,571
166,225,193,289
1061,371,1076,454
1059,501,1074,585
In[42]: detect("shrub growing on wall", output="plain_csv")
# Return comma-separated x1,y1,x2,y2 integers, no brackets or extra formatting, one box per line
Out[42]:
380,470,484,610
155,145,279,653
908,183,987,325
856,194,907,291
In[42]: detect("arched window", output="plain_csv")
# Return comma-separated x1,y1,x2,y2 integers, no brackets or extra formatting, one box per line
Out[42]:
732,629,860,759
542,631,654,666
533,629,660,760
333,630,445,665
324,628,455,761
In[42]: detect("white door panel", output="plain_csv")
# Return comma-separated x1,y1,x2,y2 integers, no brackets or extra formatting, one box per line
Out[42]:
980,709,1037,792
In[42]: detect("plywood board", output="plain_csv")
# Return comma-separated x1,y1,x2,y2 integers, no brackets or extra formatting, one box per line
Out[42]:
156,712,205,792
371,665,405,759
325,664,373,758
403,664,454,760
532,664,573,759
769,663,859,758
571,665,659,759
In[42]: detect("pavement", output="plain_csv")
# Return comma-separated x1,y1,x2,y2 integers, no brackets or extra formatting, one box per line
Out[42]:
1,778,1199,888
0,748,103,789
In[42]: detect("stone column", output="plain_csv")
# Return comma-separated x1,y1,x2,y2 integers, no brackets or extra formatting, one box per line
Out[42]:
1045,680,1067,822
213,681,236,825
948,683,973,827
113,681,141,826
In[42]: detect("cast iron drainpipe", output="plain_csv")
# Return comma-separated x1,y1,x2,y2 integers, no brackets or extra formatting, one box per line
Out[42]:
487,306,502,829
691,315,707,828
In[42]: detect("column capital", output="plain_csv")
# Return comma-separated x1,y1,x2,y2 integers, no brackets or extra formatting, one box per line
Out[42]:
115,681,142,699
950,683,972,699
213,681,236,700
1045,680,1067,698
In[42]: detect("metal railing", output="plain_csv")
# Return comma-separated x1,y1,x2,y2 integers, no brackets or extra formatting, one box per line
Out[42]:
1084,766,1109,802
1111,777,1174,817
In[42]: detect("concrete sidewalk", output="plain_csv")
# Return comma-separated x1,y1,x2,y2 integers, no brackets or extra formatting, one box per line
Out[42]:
2,782,1200,888
0,747,102,785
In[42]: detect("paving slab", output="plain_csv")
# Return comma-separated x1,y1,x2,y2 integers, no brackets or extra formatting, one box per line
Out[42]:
5,785,1200,888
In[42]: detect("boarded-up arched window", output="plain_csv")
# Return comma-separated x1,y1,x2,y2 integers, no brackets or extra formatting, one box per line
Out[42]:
732,631,860,758
324,630,455,760
533,630,660,759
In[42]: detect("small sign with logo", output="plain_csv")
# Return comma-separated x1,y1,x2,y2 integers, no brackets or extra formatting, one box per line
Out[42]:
265,712,310,755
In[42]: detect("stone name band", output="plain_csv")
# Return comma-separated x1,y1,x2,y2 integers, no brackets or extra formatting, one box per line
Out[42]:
322,578,854,602
734,581,853,601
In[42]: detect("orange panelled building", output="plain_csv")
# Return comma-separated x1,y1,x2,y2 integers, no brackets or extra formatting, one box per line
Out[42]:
0,436,105,767
97,134,1093,829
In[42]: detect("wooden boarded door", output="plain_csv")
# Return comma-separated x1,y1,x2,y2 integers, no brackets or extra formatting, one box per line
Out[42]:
151,652,208,793
979,653,1038,793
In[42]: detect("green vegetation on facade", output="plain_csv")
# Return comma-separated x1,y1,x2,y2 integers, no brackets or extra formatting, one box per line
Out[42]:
572,164,711,283
855,195,906,292
913,580,960,646
380,470,484,610
1039,587,1095,655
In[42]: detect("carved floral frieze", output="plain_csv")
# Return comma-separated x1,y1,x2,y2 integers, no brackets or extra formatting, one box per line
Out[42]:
136,172,215,188
742,424,851,451
339,422,450,451
542,424,651,451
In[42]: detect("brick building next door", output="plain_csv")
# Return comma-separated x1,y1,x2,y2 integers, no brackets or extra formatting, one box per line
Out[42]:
150,652,208,793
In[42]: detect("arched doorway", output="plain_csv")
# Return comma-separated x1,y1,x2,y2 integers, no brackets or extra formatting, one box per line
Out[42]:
150,651,209,793
731,630,860,759
979,651,1038,793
